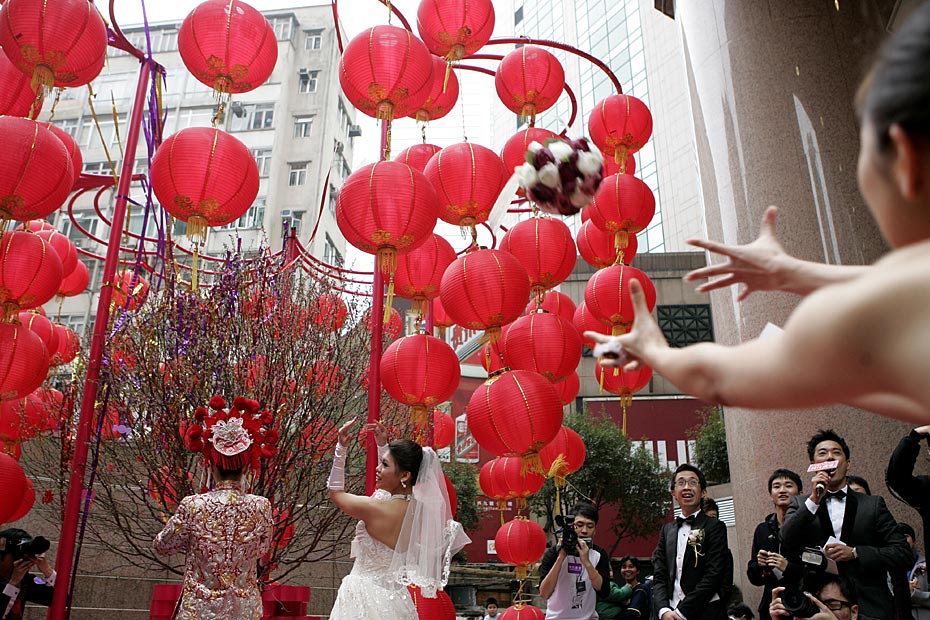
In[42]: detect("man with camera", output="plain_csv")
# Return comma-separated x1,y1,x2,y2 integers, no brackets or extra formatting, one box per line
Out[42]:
653,464,730,620
0,529,55,620
886,425,930,562
769,574,859,620
538,503,611,620
781,430,912,620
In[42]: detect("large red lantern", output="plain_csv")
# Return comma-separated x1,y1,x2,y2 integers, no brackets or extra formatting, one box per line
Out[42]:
51,324,79,365
424,142,508,229
577,219,638,269
42,121,82,181
495,517,547,579
409,586,456,620
394,233,456,314
479,456,545,511
0,323,47,401
151,127,260,241
0,0,107,89
410,56,459,122
500,217,576,297
26,386,62,432
339,25,434,121
584,264,657,335
539,426,586,481
0,453,27,522
430,297,455,333
110,269,150,311
0,117,73,221
525,290,576,322
381,333,460,424
587,173,656,248
416,0,495,62
394,143,442,174
572,301,612,348
414,409,455,449
0,231,64,317
501,604,546,620
365,307,404,342
500,127,559,177
6,477,34,522
495,46,565,122
553,371,580,405
178,0,277,94
0,45,41,117
467,369,563,464
337,161,438,275
439,248,530,342
35,229,77,276
503,312,581,383
588,94,653,163
18,311,58,357
58,259,89,297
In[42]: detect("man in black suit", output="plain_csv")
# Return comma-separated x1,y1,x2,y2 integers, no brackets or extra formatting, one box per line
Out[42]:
0,529,55,620
653,464,730,620
780,429,912,620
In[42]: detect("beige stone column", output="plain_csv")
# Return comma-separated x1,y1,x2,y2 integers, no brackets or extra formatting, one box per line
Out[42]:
676,0,922,600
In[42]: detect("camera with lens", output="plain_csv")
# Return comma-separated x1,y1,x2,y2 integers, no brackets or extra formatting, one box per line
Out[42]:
781,547,831,618
10,535,50,561
554,514,592,557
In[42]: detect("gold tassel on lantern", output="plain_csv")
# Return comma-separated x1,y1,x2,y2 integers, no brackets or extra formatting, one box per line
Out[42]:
614,230,629,250
384,272,396,323
410,404,428,427
615,144,628,166
515,565,528,580
186,215,209,244
520,452,543,477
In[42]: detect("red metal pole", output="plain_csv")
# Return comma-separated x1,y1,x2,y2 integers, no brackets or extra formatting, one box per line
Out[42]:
365,119,389,495
425,300,435,448
49,59,152,620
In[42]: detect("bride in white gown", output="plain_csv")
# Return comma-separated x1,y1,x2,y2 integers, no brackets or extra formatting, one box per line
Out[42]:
326,420,470,619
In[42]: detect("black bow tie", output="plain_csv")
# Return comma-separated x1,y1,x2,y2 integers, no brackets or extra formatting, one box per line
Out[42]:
825,490,847,501
676,514,696,527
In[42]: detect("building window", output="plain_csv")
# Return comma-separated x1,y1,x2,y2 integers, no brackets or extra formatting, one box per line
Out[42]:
328,184,338,215
252,148,272,177
657,305,714,348
223,198,265,229
82,161,110,175
515,6,524,25
288,162,308,186
157,29,178,52
298,71,318,94
294,115,313,138
283,210,304,235
251,104,275,130
175,107,214,129
341,160,351,181
58,314,87,335
304,29,323,50
270,16,293,41
61,210,97,244
323,233,342,266
53,118,79,137
79,115,127,148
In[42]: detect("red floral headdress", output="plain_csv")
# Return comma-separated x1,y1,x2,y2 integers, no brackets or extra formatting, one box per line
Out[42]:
182,395,279,470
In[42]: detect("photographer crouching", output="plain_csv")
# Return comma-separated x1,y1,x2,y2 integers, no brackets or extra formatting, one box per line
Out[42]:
538,503,611,620
769,574,859,620
0,529,55,620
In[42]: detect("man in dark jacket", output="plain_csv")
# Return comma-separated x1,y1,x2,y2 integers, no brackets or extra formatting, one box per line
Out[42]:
0,529,55,620
886,425,930,562
747,469,804,620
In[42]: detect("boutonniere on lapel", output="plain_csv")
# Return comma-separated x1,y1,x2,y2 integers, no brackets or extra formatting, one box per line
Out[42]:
687,529,705,566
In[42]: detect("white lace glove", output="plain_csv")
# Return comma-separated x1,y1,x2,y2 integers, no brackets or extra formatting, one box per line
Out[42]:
327,443,348,490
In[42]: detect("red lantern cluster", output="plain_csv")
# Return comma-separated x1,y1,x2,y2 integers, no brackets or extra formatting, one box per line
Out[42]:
503,312,581,383
479,456,545,511
380,333,461,424
424,142,508,229
394,143,442,174
410,56,459,122
495,46,565,123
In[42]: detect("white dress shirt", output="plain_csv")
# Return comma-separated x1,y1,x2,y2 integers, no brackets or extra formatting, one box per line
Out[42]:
804,485,848,539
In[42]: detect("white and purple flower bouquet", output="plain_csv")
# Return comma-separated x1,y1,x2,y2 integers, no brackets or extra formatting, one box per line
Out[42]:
515,137,604,216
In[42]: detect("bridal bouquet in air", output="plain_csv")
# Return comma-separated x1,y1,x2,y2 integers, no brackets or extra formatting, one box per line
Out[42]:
515,137,604,216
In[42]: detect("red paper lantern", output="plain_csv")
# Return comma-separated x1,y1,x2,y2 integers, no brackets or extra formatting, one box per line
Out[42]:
6,477,35,522
0,440,22,460
110,269,150,311
364,307,404,342
587,173,656,248
178,0,277,94
394,233,456,314
14,219,55,233
150,127,260,241
479,456,545,510
525,290,576,323
588,94,653,163
444,473,458,517
577,219,638,269
339,25,434,121
503,312,581,383
414,409,455,449
573,301,612,348
584,264,657,335
467,369,563,462
35,229,77,276
41,122,82,181
381,333,461,424
0,453,28,522
58,259,89,297
409,586,456,620
302,417,339,461
0,231,62,317
0,44,42,117
0,0,107,89
0,398,31,440
500,217,576,295
495,517,547,579
495,46,565,122
500,604,546,620
25,386,62,432
439,248,530,342
430,297,455,330
553,371,580,405
18,311,57,356
500,127,559,177
51,324,79,365
424,142,508,228
410,55,459,122
416,0,495,61
539,426,586,479
596,361,652,402
310,293,348,332
603,151,637,176
0,117,73,221
337,161,439,274
394,143,442,174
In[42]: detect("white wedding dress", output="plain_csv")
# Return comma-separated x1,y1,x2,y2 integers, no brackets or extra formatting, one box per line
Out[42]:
329,490,417,620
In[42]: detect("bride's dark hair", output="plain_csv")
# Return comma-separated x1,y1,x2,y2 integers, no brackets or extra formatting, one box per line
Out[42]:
388,440,424,485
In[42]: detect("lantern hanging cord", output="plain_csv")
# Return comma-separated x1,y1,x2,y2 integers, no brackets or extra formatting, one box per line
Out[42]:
85,84,121,187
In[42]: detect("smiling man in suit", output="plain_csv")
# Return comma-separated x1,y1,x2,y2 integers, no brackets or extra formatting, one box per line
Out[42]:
780,429,912,620
653,464,730,620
